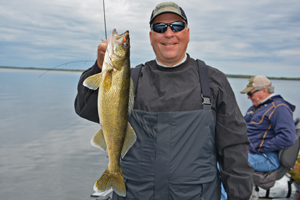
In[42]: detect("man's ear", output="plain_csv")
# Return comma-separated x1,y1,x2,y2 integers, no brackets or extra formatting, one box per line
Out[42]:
262,87,268,94
149,31,153,47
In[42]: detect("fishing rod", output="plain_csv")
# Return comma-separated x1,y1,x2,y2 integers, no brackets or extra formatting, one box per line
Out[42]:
39,0,107,77
103,0,107,40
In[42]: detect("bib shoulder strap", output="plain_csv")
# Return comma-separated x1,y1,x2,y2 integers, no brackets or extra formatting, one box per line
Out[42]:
131,64,144,95
197,59,211,105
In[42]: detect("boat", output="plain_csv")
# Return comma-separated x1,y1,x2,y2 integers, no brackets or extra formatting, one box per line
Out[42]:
87,118,300,200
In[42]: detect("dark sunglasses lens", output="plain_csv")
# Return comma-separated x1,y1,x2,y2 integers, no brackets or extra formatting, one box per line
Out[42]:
152,23,167,33
247,90,259,97
170,22,185,32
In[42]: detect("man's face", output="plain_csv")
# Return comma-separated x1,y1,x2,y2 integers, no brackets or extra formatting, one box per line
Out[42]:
149,13,190,66
247,88,264,107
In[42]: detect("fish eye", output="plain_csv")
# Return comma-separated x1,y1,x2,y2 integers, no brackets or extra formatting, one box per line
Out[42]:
123,42,129,48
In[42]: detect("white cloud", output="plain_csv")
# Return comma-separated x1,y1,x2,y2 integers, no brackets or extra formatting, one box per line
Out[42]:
275,50,300,56
0,0,299,77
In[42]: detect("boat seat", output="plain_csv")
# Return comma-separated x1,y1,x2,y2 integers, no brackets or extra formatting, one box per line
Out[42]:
252,117,300,197
276,118,300,179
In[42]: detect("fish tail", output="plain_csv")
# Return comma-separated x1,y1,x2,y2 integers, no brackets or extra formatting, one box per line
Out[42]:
94,168,126,197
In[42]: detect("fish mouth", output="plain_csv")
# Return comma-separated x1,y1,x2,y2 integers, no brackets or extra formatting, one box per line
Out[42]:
110,29,130,45
105,29,130,70
112,29,129,37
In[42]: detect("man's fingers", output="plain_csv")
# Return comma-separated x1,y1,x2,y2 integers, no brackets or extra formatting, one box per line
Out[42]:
97,40,108,69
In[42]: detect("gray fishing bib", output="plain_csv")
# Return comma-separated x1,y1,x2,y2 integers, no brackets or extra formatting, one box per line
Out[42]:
112,61,220,200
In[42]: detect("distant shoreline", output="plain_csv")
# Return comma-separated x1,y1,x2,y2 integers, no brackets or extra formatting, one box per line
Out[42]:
0,66,84,72
1,66,300,81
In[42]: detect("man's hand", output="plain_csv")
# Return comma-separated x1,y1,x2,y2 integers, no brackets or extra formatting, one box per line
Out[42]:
97,40,108,69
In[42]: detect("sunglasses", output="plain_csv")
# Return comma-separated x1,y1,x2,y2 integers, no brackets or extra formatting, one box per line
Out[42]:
151,21,186,33
247,90,260,97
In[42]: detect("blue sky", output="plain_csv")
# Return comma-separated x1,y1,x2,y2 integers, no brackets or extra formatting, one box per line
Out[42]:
0,0,299,77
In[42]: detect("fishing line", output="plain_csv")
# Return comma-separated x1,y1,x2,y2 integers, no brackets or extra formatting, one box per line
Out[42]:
38,60,94,77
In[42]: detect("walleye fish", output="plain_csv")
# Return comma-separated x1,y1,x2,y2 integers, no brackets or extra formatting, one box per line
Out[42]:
83,29,136,197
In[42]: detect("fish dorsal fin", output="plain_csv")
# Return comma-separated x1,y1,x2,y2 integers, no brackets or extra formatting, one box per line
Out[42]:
91,129,107,151
121,123,136,158
128,77,135,115
83,73,102,90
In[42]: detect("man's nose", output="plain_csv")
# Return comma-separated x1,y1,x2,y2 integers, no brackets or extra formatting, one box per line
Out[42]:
164,26,175,35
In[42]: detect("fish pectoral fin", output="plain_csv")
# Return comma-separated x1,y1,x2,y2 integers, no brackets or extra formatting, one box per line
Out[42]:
121,123,136,158
83,73,102,90
128,77,135,116
91,129,107,151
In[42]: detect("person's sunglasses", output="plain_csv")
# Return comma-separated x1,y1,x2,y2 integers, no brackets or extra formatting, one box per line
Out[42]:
151,21,186,33
247,90,260,97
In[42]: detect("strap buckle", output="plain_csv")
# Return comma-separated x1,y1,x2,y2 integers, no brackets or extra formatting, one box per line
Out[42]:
201,94,211,105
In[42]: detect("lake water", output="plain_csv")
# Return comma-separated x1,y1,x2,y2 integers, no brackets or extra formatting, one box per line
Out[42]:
0,68,299,200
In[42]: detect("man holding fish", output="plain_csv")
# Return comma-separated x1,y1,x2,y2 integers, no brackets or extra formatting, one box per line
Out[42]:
75,2,253,200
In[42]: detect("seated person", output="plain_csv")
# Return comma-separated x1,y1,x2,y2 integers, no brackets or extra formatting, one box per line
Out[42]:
240,75,296,172
221,75,296,200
